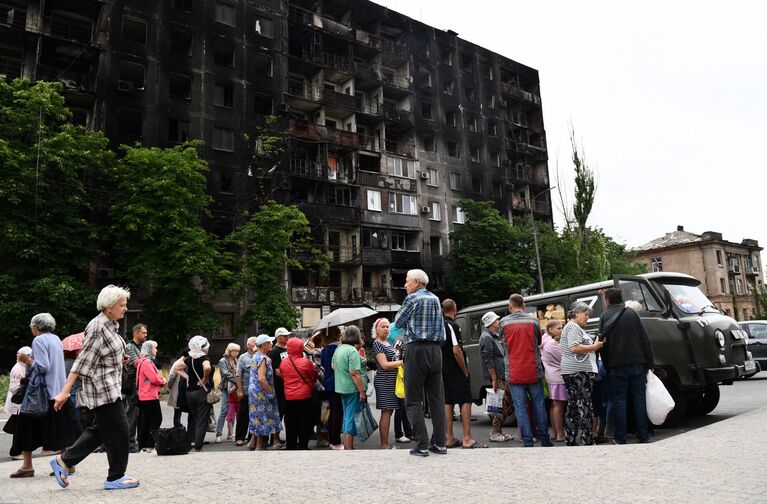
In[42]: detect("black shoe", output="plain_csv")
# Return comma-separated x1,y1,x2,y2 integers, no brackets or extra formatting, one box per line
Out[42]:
541,440,554,447
410,448,429,457
428,445,447,455
594,435,608,445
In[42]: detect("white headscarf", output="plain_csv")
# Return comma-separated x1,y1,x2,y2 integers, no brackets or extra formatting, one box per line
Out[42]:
188,335,209,359
17,346,32,356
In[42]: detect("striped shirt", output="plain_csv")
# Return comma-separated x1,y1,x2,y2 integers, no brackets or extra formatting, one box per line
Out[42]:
394,288,446,344
71,312,126,409
559,321,598,375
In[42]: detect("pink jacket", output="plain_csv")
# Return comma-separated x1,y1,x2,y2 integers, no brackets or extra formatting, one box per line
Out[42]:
540,337,564,385
134,356,165,401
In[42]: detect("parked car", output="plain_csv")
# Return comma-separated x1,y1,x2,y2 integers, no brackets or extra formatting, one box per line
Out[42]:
738,320,767,374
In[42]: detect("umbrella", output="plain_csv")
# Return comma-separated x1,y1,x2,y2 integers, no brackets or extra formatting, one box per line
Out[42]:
312,307,378,333
61,332,84,352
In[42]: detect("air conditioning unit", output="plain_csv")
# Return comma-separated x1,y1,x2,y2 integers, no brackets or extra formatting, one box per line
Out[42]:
750,266,759,275
421,205,430,214
729,264,741,274
117,80,134,92
419,171,429,180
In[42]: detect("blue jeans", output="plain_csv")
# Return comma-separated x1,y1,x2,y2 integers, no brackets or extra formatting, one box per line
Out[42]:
509,381,550,446
608,364,649,444
216,394,229,436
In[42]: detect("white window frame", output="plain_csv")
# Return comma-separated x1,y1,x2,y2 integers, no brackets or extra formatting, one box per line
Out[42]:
427,168,439,187
453,206,465,224
430,202,441,221
390,192,417,215
386,157,415,179
367,189,381,212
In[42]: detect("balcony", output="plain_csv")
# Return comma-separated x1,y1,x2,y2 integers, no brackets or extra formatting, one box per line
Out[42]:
500,82,541,105
46,16,93,44
391,250,421,267
533,198,551,215
321,89,356,115
355,98,381,116
728,264,741,276
382,104,413,125
289,120,360,148
384,139,415,158
288,5,352,39
304,51,353,74
745,266,759,277
359,134,381,152
0,5,27,31
298,201,361,225
289,158,322,179
291,286,343,304
326,245,360,264
287,82,321,101
36,65,94,93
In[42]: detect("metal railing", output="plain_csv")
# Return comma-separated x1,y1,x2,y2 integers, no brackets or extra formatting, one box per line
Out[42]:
384,140,414,158
289,158,322,178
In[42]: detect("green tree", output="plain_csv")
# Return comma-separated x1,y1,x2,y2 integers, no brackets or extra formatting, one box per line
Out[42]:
108,142,219,350
447,200,535,305
223,201,328,335
568,124,597,283
0,79,113,352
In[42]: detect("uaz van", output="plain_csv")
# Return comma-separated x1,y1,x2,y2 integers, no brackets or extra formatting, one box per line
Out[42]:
455,272,757,426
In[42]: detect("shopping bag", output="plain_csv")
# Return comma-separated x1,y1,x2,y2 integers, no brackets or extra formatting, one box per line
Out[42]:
153,426,192,455
20,366,49,417
645,371,675,425
485,387,505,417
395,365,405,399
354,402,378,442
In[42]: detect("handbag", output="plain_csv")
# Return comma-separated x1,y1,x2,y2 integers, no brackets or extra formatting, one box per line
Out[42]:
20,365,49,417
395,365,405,399
191,358,221,404
288,356,325,392
152,425,192,455
10,377,27,404
354,402,378,442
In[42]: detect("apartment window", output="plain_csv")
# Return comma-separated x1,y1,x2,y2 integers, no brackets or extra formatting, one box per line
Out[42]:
430,202,441,221
390,193,417,215
716,250,723,266
172,0,193,12
449,172,461,191
427,167,439,187
447,140,460,158
492,151,501,167
220,171,233,193
212,127,234,152
488,121,498,137
215,2,236,26
486,94,496,109
391,232,419,252
254,17,274,38
423,134,436,152
118,108,142,136
387,157,415,178
720,278,727,294
453,206,465,224
362,229,388,249
168,119,190,143
460,52,474,72
445,110,456,127
465,87,476,103
213,38,235,67
367,189,382,212
492,181,502,198
470,146,480,163
328,186,354,206
254,53,273,77
443,79,454,96
254,93,272,115
118,61,145,90
441,48,453,67
122,17,146,44
169,73,191,100
214,83,234,108
471,176,483,194
421,102,433,120
485,66,494,80
419,68,432,88
170,29,193,56
651,257,663,273
736,279,743,295
467,116,478,133
430,236,442,256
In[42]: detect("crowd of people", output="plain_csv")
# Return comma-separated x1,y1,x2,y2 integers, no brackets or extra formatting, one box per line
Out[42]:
4,270,656,489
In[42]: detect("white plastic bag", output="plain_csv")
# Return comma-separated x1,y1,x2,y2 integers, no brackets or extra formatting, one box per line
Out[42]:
645,371,675,425
485,388,505,417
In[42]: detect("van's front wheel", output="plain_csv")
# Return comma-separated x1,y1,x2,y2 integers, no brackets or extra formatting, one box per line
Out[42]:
687,385,720,416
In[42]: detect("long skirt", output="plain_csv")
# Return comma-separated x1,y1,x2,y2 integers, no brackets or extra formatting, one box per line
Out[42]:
10,400,75,456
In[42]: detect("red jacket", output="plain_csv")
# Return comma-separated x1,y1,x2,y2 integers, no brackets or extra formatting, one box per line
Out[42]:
499,312,544,384
279,338,318,401
134,356,165,401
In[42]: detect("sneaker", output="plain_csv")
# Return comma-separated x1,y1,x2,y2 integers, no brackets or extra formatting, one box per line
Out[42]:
215,436,223,444
409,448,429,457
428,445,447,455
396,436,411,443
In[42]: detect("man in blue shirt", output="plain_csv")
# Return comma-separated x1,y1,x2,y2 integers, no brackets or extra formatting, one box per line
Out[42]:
393,269,447,457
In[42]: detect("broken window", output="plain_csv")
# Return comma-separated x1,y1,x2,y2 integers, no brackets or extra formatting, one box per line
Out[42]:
442,79,454,96
447,140,460,158
421,102,432,120
253,53,273,76
118,108,142,136
254,93,272,114
467,116,477,133
220,171,233,193
172,0,193,12
486,94,496,109
215,2,236,26
465,86,475,102
430,236,442,255
212,127,234,151
170,29,193,56
471,176,483,194
445,109,456,127
169,73,191,100
485,66,494,80
255,17,274,38
214,83,234,108
422,134,436,152
488,121,498,137
118,60,145,90
122,17,146,44
213,38,235,67
470,146,480,163
461,52,474,72
418,68,431,88
441,47,453,67
168,118,191,143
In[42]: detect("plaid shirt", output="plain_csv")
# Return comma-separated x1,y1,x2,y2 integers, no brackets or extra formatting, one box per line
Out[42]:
394,288,446,344
71,312,126,409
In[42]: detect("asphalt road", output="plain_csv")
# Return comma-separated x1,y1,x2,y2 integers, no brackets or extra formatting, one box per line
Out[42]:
3,370,767,457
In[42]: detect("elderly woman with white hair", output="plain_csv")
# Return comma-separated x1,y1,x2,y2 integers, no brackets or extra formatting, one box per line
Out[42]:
134,340,166,453
9,313,74,479
175,335,213,452
51,285,140,490
559,301,604,446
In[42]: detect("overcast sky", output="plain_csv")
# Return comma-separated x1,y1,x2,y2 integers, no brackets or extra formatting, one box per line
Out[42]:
374,0,767,264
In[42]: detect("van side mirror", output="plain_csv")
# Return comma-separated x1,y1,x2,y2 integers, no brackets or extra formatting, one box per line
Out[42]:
663,289,678,320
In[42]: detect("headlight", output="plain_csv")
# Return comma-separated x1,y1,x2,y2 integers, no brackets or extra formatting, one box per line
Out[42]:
714,330,725,348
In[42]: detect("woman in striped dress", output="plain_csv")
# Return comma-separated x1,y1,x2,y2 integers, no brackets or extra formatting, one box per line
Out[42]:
371,318,403,449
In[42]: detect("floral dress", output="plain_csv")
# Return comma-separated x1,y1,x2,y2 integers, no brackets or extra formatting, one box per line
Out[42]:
248,352,282,436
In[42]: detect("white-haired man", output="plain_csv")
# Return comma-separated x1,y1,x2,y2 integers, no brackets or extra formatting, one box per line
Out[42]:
51,285,140,490
393,269,447,457
235,335,258,446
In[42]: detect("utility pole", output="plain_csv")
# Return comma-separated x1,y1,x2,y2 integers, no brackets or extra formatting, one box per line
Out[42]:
531,186,556,293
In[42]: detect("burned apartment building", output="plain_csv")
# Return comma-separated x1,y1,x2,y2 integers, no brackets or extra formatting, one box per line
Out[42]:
1,0,552,328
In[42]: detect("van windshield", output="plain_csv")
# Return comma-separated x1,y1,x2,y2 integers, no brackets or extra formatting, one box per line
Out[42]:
663,283,718,314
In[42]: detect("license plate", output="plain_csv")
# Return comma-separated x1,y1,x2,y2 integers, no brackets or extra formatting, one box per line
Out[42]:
744,360,756,372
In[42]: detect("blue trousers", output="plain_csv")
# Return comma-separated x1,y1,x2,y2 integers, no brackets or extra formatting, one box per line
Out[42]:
509,381,550,446
608,364,649,443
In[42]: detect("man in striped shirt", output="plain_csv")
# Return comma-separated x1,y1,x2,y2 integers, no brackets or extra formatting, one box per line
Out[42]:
394,269,447,457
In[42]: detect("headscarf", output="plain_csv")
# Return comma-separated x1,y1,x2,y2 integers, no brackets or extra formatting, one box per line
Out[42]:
17,346,32,356
140,340,156,357
188,335,209,359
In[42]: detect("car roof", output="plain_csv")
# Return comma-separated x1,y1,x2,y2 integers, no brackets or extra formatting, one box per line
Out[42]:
740,320,767,324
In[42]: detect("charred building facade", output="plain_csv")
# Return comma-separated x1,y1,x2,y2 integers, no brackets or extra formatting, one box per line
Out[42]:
1,0,552,327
